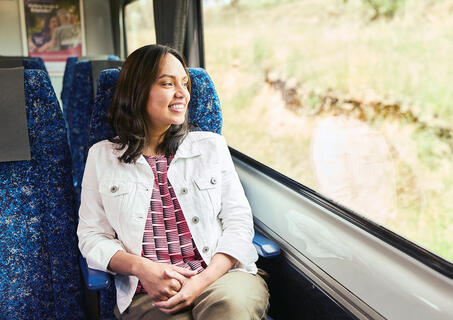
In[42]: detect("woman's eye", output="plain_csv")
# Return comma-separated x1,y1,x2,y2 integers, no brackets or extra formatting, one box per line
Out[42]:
183,82,189,88
162,82,173,87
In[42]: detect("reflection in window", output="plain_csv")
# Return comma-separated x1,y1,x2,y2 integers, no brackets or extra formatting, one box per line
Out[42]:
204,0,452,262
125,0,156,55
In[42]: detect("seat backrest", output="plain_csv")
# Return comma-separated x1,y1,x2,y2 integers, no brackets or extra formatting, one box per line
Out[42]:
66,60,93,193
66,60,123,199
61,56,78,115
24,57,47,73
0,69,83,319
61,55,120,120
186,68,222,134
84,67,222,320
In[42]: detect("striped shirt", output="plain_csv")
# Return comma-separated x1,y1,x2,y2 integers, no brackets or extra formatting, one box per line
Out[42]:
136,155,206,293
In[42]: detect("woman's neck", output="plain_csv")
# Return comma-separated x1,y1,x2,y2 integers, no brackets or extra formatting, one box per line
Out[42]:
143,131,166,156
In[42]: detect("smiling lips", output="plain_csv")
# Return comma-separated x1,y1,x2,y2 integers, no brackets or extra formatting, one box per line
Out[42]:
169,104,185,113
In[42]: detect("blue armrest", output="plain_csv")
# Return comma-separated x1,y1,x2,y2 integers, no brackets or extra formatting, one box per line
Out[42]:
253,232,280,258
79,255,112,290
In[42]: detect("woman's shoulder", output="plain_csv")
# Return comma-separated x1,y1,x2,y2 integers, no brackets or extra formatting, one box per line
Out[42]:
186,131,224,143
185,131,227,149
87,139,123,158
183,131,229,157
89,139,115,150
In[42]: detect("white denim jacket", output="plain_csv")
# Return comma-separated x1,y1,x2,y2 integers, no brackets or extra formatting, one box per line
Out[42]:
77,131,258,313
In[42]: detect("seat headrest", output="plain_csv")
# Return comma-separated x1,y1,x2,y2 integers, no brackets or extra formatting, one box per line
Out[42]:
91,60,123,94
187,68,222,134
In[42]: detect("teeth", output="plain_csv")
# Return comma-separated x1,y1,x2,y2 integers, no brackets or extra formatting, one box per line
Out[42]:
169,104,184,110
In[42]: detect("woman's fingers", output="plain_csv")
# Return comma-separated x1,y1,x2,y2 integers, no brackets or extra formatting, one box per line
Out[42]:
172,266,197,277
164,269,188,287
154,291,187,311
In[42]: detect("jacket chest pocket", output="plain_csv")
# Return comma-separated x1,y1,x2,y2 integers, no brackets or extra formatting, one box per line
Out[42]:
193,174,221,216
99,180,134,223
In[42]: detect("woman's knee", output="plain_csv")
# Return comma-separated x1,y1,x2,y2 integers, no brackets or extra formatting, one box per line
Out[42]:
193,272,269,320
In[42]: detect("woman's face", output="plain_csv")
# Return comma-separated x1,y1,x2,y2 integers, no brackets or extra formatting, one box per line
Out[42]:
49,17,59,31
146,53,190,134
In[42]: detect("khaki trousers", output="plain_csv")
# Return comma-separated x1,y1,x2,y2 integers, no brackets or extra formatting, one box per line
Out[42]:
114,271,269,320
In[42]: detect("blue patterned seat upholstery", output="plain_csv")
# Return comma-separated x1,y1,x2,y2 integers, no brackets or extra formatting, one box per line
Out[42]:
61,56,78,120
0,70,83,319
61,56,120,124
186,68,223,133
24,57,47,73
86,69,119,150
65,58,123,200
66,60,95,197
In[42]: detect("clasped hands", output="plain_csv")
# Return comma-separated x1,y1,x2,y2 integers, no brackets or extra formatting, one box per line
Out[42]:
135,259,208,314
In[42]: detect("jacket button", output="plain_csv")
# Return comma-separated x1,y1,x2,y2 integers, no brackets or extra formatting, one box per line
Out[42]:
191,216,199,224
110,185,118,193
210,177,217,185
202,246,209,253
181,187,188,195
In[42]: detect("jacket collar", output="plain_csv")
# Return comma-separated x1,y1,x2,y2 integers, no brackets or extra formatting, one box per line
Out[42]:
134,132,201,166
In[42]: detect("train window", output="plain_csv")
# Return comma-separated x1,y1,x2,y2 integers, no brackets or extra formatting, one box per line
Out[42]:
125,0,156,55
204,0,452,262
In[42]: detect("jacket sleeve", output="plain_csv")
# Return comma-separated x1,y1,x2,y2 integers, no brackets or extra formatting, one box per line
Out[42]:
77,145,125,273
213,136,258,266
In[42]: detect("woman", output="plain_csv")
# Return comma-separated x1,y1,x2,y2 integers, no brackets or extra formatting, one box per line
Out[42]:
77,44,269,320
31,11,59,52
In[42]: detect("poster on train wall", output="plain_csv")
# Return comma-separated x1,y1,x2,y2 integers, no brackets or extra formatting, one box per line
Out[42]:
23,0,84,71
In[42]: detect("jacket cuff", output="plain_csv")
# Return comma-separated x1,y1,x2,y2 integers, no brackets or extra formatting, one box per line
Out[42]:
86,240,125,275
214,238,258,267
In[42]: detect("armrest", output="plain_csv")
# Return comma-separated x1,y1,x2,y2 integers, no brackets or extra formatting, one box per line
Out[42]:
253,231,280,258
79,255,112,290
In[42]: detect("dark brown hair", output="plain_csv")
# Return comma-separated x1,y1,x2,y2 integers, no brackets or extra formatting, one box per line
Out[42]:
108,44,191,163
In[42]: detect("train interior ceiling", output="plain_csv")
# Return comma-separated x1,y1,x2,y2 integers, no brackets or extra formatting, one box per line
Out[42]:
1,0,453,319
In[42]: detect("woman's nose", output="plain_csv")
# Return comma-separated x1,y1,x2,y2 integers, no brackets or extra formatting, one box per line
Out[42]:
175,85,188,98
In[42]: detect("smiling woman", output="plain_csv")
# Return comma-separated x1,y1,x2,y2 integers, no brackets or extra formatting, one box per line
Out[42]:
77,44,269,319
145,53,190,151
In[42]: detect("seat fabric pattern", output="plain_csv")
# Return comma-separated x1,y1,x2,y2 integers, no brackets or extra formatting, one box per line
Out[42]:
61,56,120,124
187,68,222,134
23,57,47,73
84,67,222,320
0,70,83,319
61,56,79,121
86,69,119,151
67,60,94,197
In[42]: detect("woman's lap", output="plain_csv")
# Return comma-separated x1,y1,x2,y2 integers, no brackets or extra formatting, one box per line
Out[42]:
115,271,269,320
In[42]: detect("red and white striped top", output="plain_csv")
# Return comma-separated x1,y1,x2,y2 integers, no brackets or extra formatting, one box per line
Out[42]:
136,155,206,293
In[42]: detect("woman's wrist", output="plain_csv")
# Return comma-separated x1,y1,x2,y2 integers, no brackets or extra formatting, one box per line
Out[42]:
131,255,151,277
195,270,215,287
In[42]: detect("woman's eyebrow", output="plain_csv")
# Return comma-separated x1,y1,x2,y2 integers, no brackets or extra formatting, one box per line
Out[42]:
158,74,189,80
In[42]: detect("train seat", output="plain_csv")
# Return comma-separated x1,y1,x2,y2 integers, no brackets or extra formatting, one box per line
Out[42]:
61,56,120,124
80,67,279,319
0,68,83,319
66,60,94,196
65,59,123,202
0,56,47,73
